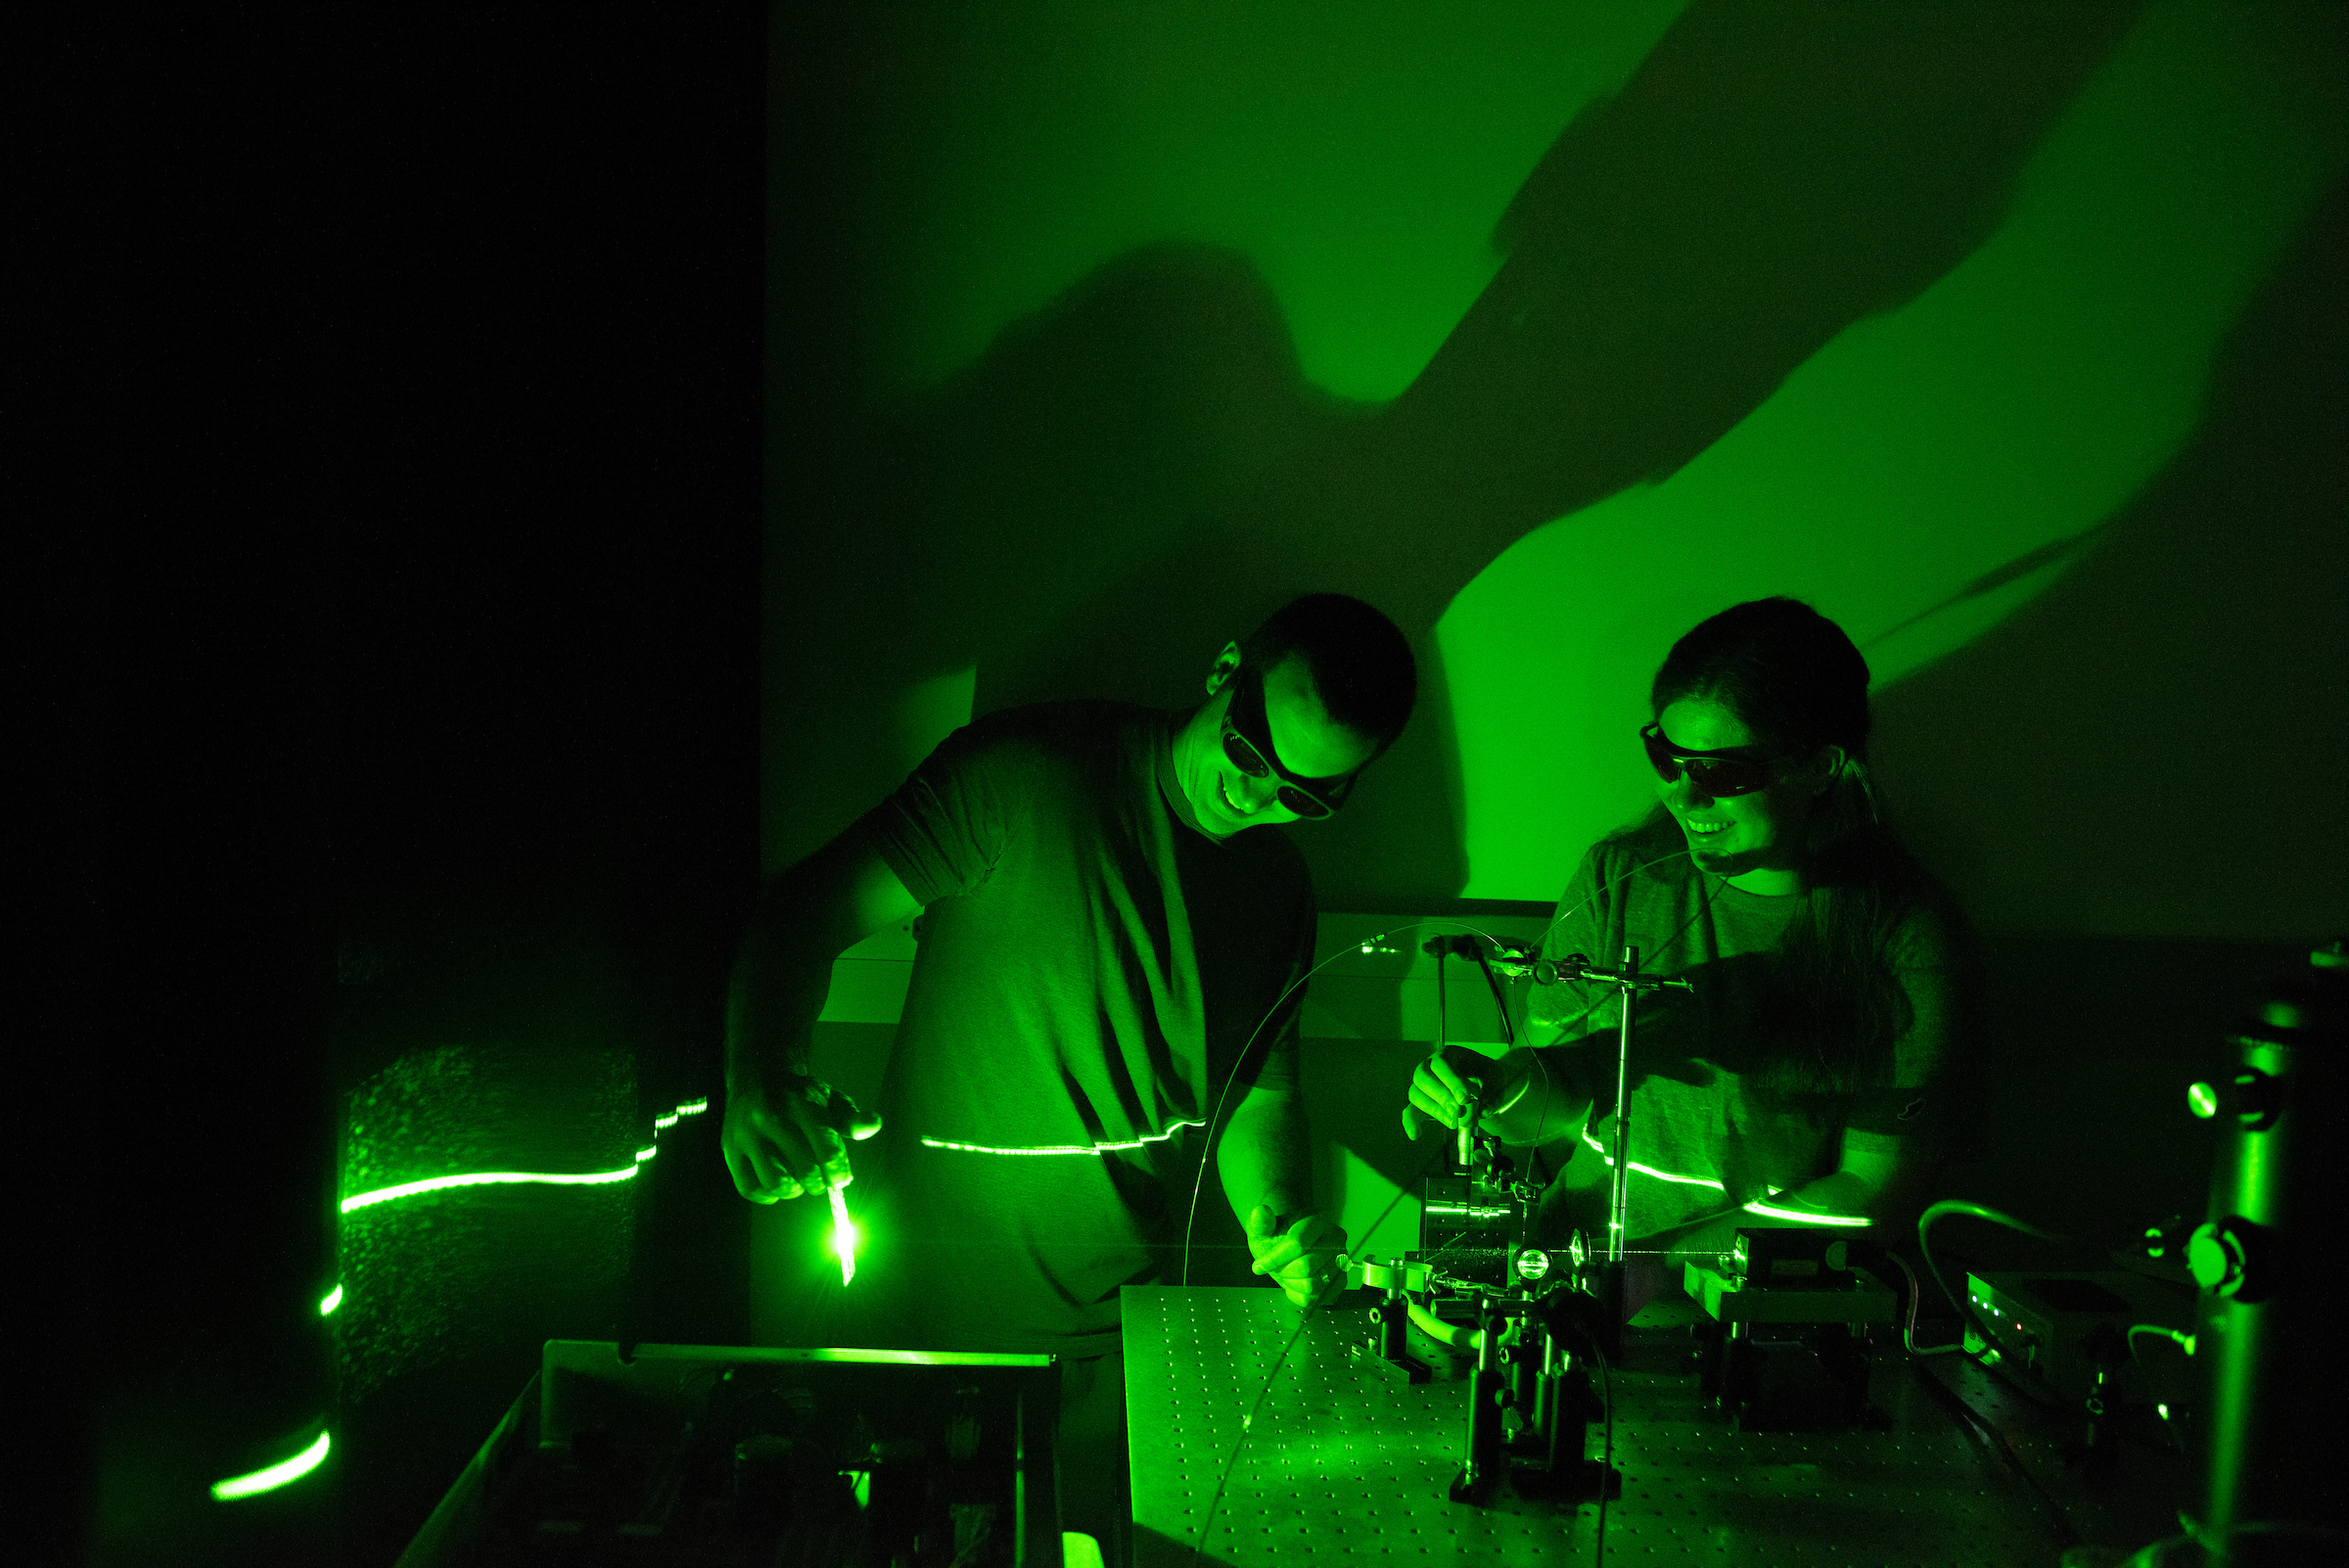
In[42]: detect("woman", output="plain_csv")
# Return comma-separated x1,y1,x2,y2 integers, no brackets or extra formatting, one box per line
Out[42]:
1406,598,1972,1309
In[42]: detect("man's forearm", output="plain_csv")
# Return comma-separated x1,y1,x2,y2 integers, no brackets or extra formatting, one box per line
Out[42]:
1217,1091,1317,1224
724,904,839,1087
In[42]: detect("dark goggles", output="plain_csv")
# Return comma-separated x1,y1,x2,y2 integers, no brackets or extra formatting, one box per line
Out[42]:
1221,664,1359,820
1640,722,1782,799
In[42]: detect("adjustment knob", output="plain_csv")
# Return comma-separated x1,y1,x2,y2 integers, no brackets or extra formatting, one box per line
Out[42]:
2187,1217,2271,1300
2186,1067,2282,1130
2139,1214,2191,1263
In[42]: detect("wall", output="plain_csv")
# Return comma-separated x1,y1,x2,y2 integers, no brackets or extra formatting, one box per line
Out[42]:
763,0,2345,939
762,1,2347,1326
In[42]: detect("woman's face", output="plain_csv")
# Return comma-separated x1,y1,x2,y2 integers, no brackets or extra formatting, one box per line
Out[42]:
1651,696,1832,892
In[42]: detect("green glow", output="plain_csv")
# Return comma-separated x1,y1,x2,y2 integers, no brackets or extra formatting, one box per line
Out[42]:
1573,1132,1867,1222
634,1145,658,1163
828,1184,857,1286
317,1283,343,1316
920,1118,1206,1158
2129,1323,2196,1358
340,1165,639,1214
1579,1128,1727,1189
1739,1199,1870,1227
653,1113,679,1130
210,1430,330,1501
675,1097,708,1116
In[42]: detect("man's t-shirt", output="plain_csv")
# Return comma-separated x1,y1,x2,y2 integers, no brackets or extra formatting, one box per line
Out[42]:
851,700,1313,1357
1527,819,1963,1245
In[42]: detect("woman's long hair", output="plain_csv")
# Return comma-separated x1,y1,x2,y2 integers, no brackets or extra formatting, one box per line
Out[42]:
1648,598,1940,1104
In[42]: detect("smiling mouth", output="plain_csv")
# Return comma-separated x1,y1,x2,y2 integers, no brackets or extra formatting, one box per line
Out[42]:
1684,819,1729,837
1217,775,1250,820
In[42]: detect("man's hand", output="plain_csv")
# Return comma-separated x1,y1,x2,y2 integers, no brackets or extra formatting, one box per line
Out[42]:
1245,1206,1350,1309
721,1069,882,1203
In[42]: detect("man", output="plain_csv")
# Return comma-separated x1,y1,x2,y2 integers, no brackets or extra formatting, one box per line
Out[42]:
719,592,1414,1554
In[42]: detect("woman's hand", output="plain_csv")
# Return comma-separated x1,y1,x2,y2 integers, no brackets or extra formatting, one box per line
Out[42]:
1403,1048,1523,1140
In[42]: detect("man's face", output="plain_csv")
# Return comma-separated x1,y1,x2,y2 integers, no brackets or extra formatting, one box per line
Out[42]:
1176,649,1379,837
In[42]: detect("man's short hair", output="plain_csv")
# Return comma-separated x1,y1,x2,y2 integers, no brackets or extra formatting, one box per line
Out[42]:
1238,593,1417,753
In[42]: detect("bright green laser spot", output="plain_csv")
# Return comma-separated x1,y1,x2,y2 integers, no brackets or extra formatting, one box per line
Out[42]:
674,1097,708,1117
317,1284,344,1316
634,1145,658,1163
211,1430,330,1501
340,1166,639,1214
654,1113,679,1130
829,1184,857,1286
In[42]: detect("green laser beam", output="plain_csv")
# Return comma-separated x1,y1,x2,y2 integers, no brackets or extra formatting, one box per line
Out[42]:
1739,1198,1870,1226
338,1098,706,1213
340,1165,639,1214
1579,1128,1729,1189
1572,1131,1868,1222
317,1284,343,1315
210,1431,330,1501
919,1118,1207,1157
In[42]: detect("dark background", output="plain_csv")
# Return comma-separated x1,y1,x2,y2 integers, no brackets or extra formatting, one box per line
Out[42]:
47,10,761,1564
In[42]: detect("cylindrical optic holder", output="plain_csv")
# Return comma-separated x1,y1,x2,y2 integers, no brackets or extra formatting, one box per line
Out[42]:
2188,943,2344,1558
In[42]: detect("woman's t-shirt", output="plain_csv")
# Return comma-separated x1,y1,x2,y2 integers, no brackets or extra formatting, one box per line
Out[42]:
1527,820,1963,1244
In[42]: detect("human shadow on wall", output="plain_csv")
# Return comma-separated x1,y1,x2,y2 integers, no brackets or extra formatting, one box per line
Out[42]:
771,0,2142,908
769,240,1347,858
1869,174,2349,944
1848,178,2348,1252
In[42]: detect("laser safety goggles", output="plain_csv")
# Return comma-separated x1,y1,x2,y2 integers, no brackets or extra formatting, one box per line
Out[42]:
1221,664,1360,820
1639,722,1784,799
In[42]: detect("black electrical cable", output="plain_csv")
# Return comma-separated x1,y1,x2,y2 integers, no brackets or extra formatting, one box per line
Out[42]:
1915,1199,2064,1362
1908,1354,2083,1551
1178,914,1544,1283
1436,942,1450,1055
1188,1142,1454,1567
1470,943,1515,1048
1178,852,1704,1556
1904,1199,2082,1551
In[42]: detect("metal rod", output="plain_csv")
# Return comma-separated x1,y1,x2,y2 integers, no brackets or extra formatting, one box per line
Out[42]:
1606,945,1638,1265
